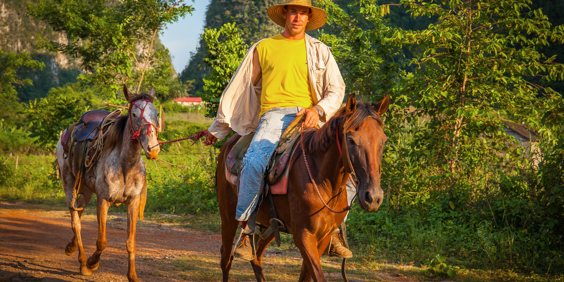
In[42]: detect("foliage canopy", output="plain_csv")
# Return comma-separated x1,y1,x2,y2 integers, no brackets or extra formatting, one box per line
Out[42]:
27,0,194,95
200,23,248,118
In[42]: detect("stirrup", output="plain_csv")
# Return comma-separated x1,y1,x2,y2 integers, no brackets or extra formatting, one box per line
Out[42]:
232,231,257,261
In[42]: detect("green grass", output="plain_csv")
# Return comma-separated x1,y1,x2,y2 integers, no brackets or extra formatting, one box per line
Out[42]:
0,153,65,205
1,111,563,281
2,152,562,281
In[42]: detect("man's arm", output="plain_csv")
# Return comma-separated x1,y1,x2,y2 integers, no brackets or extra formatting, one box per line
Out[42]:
203,47,263,145
298,47,343,128
314,48,346,120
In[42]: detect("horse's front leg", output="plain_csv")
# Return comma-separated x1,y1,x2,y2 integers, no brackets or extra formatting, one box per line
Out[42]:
126,195,141,282
294,231,327,282
219,217,239,282
297,234,332,282
87,197,110,271
251,232,275,282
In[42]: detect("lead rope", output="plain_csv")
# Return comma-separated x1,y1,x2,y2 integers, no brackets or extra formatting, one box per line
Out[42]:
300,123,356,214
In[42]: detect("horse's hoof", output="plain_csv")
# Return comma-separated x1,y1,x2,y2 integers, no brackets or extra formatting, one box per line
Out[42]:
80,266,92,276
65,243,77,256
87,257,99,271
128,276,140,282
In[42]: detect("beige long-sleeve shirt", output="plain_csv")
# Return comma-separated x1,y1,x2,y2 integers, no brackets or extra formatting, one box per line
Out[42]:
208,34,346,140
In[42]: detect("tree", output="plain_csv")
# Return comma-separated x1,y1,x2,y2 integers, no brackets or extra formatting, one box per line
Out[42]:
27,0,194,95
318,0,401,98
179,0,284,96
200,23,248,118
392,0,564,188
0,50,44,125
531,0,564,94
16,53,82,102
0,50,44,101
22,84,96,150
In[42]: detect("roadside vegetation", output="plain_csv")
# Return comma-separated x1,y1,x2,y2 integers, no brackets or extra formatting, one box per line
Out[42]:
1,0,563,281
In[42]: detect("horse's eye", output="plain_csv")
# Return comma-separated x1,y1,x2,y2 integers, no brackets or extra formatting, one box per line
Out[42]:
347,137,356,145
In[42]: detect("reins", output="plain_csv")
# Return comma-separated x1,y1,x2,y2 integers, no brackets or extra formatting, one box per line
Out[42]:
157,130,208,146
299,122,357,214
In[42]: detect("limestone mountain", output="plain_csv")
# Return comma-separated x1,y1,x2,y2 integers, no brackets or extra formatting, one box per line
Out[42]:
0,0,82,101
1,0,176,102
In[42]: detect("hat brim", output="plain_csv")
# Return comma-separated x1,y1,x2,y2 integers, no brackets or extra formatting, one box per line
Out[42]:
267,4,327,31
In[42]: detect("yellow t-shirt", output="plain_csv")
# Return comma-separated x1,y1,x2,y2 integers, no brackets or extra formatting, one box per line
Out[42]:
257,34,313,117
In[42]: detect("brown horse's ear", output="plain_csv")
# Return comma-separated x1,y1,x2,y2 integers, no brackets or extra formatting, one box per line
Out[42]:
373,93,391,116
148,86,156,99
123,84,132,101
345,94,357,115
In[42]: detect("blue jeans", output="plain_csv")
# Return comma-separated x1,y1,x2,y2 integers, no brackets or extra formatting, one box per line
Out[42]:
235,107,358,222
236,107,302,221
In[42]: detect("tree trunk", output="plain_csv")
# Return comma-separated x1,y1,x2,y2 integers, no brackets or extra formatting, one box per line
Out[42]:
397,171,405,212
386,180,391,211
449,0,472,185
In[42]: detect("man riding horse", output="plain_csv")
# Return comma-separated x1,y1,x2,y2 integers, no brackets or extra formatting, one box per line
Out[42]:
201,0,354,260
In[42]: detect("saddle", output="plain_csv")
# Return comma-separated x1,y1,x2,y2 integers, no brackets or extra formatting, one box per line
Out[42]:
225,116,304,195
61,110,111,158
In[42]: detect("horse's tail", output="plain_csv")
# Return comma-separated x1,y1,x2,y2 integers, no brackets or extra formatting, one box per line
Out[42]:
139,181,147,220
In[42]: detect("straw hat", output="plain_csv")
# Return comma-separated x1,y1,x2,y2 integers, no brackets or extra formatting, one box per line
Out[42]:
267,0,327,31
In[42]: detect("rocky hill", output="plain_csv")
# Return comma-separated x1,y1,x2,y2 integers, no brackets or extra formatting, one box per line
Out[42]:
0,0,174,102
0,0,82,101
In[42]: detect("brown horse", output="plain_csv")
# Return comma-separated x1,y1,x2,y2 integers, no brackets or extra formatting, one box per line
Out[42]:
55,86,160,282
216,94,390,281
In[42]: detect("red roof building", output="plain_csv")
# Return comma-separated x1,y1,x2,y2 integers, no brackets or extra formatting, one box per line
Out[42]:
173,97,203,106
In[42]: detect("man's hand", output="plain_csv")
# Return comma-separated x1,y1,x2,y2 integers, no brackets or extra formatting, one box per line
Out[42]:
296,107,320,128
200,130,218,146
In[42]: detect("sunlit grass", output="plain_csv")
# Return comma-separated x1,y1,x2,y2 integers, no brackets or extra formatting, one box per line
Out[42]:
1,111,562,282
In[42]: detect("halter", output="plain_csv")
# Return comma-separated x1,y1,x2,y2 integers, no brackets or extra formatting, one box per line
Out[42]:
300,118,358,214
128,99,159,150
337,121,358,179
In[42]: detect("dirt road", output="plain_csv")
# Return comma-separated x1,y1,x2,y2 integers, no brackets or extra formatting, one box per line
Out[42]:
0,201,414,282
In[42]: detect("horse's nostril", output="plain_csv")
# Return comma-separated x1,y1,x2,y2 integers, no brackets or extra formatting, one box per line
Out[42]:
376,197,381,206
364,191,373,204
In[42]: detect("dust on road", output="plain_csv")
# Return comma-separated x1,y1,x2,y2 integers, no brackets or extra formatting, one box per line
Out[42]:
0,201,222,282
0,201,415,282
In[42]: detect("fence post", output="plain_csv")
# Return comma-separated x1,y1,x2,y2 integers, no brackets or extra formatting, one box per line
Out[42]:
160,104,165,132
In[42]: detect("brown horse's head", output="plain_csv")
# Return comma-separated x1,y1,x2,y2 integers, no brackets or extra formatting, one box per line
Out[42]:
123,85,161,160
341,94,390,212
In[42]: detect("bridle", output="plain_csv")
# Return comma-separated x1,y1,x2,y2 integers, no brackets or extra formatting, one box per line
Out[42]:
128,99,160,150
300,116,359,214
337,121,358,180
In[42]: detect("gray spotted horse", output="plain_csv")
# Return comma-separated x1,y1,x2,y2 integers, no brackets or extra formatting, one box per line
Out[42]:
56,85,160,282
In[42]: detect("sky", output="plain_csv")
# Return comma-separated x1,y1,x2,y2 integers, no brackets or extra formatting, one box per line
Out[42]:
160,0,211,74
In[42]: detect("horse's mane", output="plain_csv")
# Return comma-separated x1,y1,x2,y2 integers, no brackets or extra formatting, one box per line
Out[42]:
301,103,383,154
127,92,154,103
102,92,154,153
